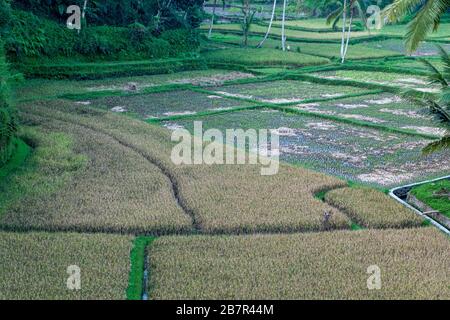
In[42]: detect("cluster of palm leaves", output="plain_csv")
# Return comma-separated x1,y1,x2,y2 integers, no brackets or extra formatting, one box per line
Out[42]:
419,45,450,154
384,0,450,53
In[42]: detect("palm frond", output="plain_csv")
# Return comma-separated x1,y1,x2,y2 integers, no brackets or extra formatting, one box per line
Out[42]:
326,6,343,28
423,135,450,154
419,58,448,87
404,0,449,53
435,44,450,80
382,0,424,23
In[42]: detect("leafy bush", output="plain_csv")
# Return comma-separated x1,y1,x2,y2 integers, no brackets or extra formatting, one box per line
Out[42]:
0,39,16,167
3,10,200,63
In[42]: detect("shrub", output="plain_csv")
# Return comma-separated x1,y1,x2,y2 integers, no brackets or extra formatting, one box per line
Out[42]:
0,39,16,167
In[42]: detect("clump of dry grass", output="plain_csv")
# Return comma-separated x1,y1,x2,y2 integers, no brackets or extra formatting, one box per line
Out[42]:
325,187,424,229
17,100,351,234
148,228,450,300
0,231,133,300
0,112,192,234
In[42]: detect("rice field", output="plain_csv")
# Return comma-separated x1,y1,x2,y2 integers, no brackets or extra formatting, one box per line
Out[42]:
167,109,450,187
148,228,450,300
1,109,192,234
298,92,448,135
3,13,450,300
208,34,401,59
211,80,361,103
0,231,133,300
91,90,255,120
15,69,255,101
325,187,424,228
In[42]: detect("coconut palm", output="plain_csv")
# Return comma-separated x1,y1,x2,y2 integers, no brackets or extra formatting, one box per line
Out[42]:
325,0,367,31
417,45,450,154
383,0,450,53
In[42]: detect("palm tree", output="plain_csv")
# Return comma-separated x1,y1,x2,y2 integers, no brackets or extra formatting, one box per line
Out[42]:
416,45,450,154
326,0,367,31
325,0,366,63
257,0,277,48
383,0,450,53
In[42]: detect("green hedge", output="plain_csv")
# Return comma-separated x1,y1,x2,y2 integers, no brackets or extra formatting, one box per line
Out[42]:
4,10,200,63
0,40,16,167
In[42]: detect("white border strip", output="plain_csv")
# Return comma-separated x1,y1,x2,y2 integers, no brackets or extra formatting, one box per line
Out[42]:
389,175,450,235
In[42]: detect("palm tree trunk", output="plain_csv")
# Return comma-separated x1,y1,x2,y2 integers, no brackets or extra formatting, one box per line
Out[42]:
208,0,218,38
340,0,347,60
257,0,277,48
281,0,287,51
342,8,353,63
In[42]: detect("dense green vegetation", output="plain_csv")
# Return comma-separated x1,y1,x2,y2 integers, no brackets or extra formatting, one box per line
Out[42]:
0,46,15,167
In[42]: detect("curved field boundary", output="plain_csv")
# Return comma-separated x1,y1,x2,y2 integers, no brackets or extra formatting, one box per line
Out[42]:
17,110,200,234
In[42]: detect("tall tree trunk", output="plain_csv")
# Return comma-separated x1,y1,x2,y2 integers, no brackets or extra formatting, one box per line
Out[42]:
340,0,347,60
208,0,218,38
242,0,250,46
342,8,353,63
257,0,277,48
281,0,287,51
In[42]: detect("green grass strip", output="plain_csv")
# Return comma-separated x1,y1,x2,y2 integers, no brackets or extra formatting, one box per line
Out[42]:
0,138,31,180
147,104,262,123
59,83,195,101
127,236,155,301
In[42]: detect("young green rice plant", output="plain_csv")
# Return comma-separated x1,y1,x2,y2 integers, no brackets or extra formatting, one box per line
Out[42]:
202,48,330,68
324,187,424,228
148,228,450,299
0,231,133,300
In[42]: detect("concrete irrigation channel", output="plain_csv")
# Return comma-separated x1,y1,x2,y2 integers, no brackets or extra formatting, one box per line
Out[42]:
389,175,450,235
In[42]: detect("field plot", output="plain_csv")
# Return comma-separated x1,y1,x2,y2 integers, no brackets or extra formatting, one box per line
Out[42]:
148,228,450,299
169,109,450,187
314,70,440,92
209,34,401,60
212,80,361,104
202,23,373,40
365,39,450,56
15,69,254,101
14,101,350,234
298,92,448,135
325,187,423,228
0,110,192,234
411,179,450,218
0,231,132,300
91,90,255,120
202,47,330,67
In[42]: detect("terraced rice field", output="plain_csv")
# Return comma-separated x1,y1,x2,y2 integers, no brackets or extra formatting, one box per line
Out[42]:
165,108,450,187
3,15,450,300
